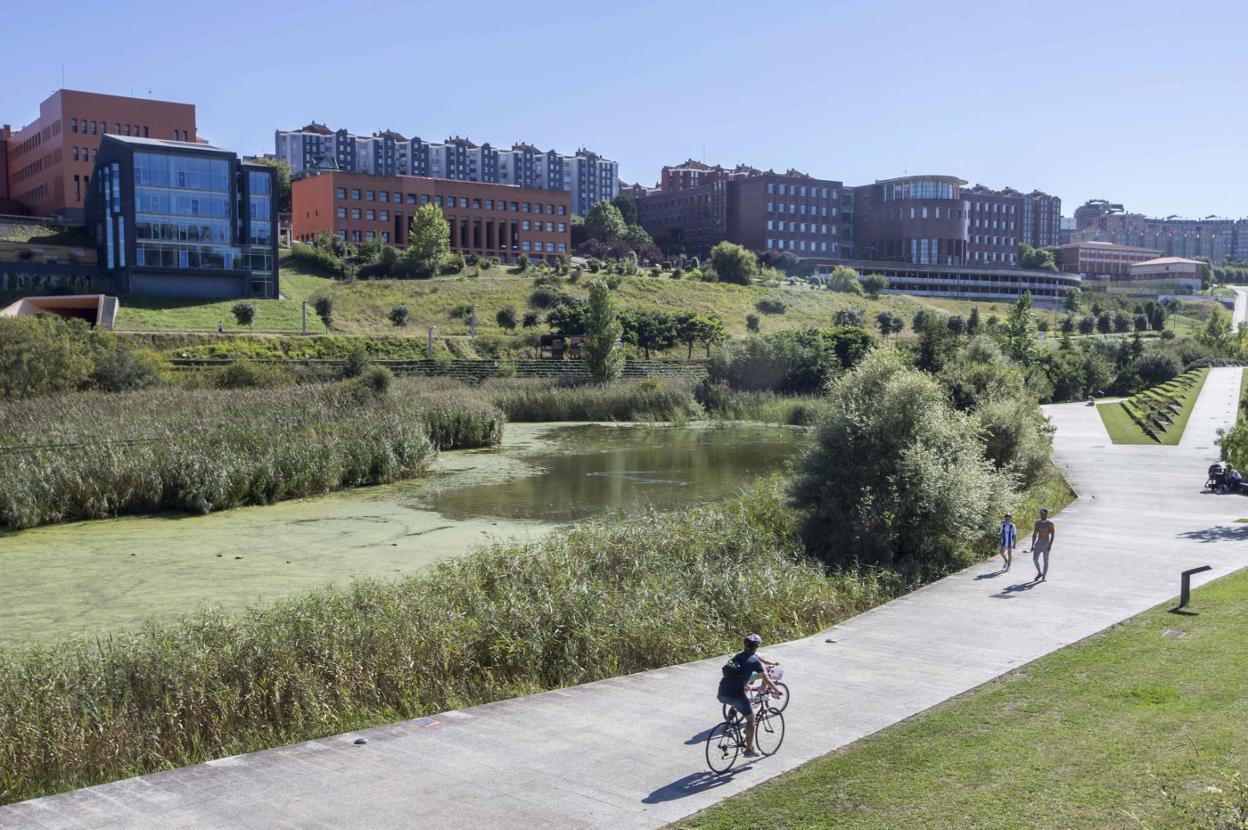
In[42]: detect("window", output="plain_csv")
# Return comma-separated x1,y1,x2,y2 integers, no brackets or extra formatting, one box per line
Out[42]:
351,189,361,200
546,242,554,252
336,207,346,219
125,125,131,136
71,118,78,133
420,194,429,205
545,222,553,232
379,210,389,220
486,199,494,210
558,205,566,215
72,147,79,161
379,191,389,203
352,230,361,242
365,210,375,220
351,208,361,219
767,183,774,194
115,123,121,134
510,202,519,211
382,232,390,243
472,198,481,208
522,202,530,212
558,243,566,252
365,190,374,201
336,187,347,199
522,241,532,251
143,126,149,137
407,194,417,204
366,231,375,239
522,220,531,231
434,195,443,206
91,121,98,135
557,223,565,232
393,192,401,203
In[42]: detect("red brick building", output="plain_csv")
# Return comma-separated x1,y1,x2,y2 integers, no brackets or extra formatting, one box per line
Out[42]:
2,89,197,219
292,171,571,263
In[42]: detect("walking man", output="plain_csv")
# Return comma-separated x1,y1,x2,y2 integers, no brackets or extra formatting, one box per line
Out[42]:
1031,508,1056,582
998,513,1017,571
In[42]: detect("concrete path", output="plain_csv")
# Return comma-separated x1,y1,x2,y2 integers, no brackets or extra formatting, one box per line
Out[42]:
5,369,1248,830
1229,285,1248,325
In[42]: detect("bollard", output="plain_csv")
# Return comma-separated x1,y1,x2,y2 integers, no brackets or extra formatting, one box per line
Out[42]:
1177,565,1212,609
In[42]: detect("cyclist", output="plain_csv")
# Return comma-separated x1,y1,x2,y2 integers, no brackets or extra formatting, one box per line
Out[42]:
717,633,784,757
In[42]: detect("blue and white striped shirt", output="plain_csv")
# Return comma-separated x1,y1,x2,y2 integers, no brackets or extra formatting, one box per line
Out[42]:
1000,522,1017,548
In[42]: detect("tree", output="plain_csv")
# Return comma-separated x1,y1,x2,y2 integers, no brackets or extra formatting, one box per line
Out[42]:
583,280,624,380
522,311,540,328
405,204,451,276
709,241,758,285
0,316,95,399
496,306,518,330
676,312,727,359
583,201,627,244
746,313,761,333
388,305,410,327
313,297,334,329
1096,312,1112,334
1060,316,1075,334
623,310,678,358
1078,315,1096,335
862,273,889,299
231,302,256,328
876,310,901,337
947,315,966,336
1197,304,1234,352
622,224,653,254
1062,287,1082,313
1002,291,1039,365
1020,243,1058,272
967,306,982,335
1112,312,1131,333
911,309,934,333
825,265,863,294
244,156,292,214
1133,313,1149,332
790,348,1012,577
835,307,865,327
610,193,638,226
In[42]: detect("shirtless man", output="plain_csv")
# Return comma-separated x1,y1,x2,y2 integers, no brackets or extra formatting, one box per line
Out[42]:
1031,508,1055,582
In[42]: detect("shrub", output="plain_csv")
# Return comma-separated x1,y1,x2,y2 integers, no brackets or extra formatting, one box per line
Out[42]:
529,285,565,309
709,327,873,394
756,298,788,315
289,241,344,276
709,241,758,285
746,313,761,333
340,343,370,379
388,305,410,327
448,302,476,320
439,252,466,275
862,273,889,299
495,306,518,330
90,346,166,392
1135,351,1180,385
231,302,256,328
313,297,334,329
790,348,1013,578
0,316,94,399
213,359,289,389
516,253,530,272
354,365,394,396
522,311,540,328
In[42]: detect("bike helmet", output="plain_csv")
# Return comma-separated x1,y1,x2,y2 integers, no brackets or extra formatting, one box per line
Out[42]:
744,633,763,649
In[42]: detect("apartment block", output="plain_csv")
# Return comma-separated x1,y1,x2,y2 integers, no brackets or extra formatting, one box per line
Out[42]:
3,89,197,220
275,123,616,217
1071,198,1244,264
291,171,570,263
86,135,278,299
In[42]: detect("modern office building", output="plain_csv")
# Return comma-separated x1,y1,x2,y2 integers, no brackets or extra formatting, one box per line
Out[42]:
850,175,971,265
275,123,617,217
2,89,197,220
1070,198,1245,264
1046,240,1162,280
635,168,845,258
291,171,571,263
962,184,1062,260
86,135,278,298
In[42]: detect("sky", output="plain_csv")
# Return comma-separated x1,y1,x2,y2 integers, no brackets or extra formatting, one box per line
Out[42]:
4,0,1246,218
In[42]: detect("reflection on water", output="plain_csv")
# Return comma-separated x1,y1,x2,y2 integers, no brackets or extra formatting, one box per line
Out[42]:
422,424,799,522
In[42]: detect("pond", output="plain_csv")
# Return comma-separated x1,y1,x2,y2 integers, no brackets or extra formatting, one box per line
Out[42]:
0,423,801,646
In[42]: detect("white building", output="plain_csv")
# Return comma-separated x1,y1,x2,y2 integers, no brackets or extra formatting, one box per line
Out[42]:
274,123,618,216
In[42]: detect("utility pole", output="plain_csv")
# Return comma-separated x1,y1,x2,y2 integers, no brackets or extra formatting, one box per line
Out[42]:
427,326,436,359
301,300,307,335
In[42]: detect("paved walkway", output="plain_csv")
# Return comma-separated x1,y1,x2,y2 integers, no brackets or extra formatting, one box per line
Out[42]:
5,369,1247,830
1229,285,1248,325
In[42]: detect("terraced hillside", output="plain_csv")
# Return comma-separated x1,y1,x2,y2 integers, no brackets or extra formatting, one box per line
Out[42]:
1097,368,1209,445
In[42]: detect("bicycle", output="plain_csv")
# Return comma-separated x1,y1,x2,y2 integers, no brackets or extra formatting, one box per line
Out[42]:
705,687,786,774
722,664,789,721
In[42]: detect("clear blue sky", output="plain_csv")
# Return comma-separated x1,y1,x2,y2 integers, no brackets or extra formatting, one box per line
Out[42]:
4,0,1245,218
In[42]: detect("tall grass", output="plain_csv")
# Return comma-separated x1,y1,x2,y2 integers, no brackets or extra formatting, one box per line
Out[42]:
0,480,895,805
0,381,503,530
483,377,702,422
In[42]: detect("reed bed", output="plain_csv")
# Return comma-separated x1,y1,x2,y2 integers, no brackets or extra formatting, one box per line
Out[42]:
0,480,895,805
0,381,503,530
482,377,702,422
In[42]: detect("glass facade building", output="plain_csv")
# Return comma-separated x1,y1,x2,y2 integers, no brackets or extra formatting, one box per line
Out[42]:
86,135,277,299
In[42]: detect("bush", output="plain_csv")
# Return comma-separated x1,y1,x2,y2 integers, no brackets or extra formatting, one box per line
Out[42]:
388,305,410,327
90,346,167,392
231,302,256,327
974,396,1054,488
0,316,94,399
522,311,540,328
354,365,394,396
528,285,565,309
496,306,518,330
340,343,370,379
448,302,476,320
289,241,344,276
1135,351,1180,385
746,313,761,333
756,298,788,315
709,241,758,285
709,327,873,394
313,297,334,329
213,359,289,389
790,348,1013,578
439,252,466,275
862,273,889,299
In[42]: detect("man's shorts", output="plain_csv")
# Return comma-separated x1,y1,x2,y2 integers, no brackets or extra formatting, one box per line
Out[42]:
718,691,751,718
1033,539,1051,553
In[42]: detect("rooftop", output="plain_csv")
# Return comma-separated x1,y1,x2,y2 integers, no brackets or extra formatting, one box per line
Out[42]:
100,134,229,153
1132,257,1206,267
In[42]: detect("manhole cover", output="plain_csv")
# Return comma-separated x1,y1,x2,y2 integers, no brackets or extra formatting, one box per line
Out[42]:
1162,629,1187,638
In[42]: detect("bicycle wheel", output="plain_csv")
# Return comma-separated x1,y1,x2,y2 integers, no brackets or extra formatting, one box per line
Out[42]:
754,707,785,757
705,720,740,774
772,682,790,713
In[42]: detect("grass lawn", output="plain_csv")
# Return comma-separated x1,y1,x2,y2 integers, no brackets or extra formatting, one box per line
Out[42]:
1097,368,1209,445
676,568,1248,830
114,257,334,332
108,256,1016,341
